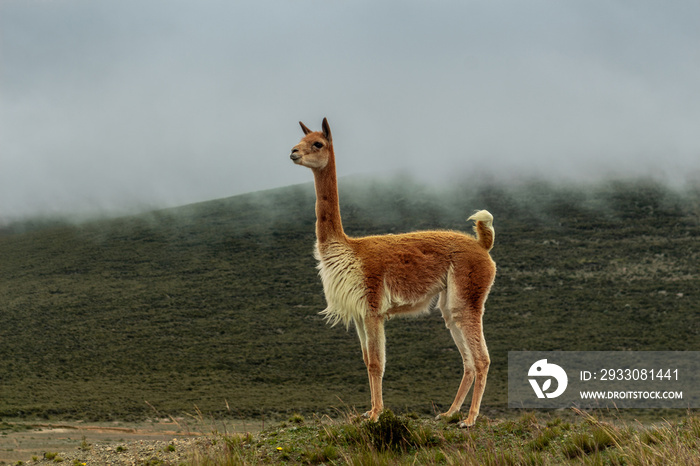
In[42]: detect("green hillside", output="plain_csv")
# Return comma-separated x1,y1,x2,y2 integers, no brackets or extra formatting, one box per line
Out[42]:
0,177,698,421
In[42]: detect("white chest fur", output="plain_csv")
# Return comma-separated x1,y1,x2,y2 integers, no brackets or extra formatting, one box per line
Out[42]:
314,241,369,328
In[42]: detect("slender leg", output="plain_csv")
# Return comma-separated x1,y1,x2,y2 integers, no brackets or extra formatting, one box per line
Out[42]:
437,284,491,427
354,318,373,417
354,317,368,367
438,321,476,419
363,314,386,420
437,291,477,420
460,312,490,427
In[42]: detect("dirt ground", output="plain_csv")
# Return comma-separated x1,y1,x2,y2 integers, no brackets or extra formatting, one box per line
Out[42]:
0,418,261,465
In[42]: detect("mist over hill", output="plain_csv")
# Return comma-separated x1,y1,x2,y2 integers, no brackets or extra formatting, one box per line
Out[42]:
0,176,698,420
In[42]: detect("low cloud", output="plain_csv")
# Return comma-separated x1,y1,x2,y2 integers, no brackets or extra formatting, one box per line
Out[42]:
1,0,698,220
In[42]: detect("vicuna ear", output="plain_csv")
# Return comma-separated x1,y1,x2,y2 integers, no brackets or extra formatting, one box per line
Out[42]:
299,121,312,135
321,117,332,143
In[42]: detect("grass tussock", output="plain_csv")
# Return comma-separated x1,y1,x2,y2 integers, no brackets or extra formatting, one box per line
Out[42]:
188,410,700,465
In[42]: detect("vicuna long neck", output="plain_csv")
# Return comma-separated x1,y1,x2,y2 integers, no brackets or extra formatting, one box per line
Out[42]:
313,149,346,245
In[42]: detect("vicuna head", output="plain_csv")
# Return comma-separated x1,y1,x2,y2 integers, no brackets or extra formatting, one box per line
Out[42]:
290,117,333,170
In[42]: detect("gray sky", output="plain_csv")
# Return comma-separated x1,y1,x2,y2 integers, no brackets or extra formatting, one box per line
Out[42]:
2,0,699,220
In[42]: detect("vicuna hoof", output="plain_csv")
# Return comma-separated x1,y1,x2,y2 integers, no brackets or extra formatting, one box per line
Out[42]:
459,418,476,428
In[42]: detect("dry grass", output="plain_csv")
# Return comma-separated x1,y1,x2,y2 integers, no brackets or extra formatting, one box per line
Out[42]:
188,409,700,465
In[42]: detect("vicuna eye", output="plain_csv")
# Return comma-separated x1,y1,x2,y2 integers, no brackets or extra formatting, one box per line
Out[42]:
313,142,324,149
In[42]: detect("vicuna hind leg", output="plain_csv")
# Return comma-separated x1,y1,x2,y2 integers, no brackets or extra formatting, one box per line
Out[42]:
438,291,490,427
437,295,476,420
459,309,489,427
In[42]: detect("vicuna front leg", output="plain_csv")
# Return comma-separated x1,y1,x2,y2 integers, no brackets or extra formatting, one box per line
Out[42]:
354,318,369,367
360,315,386,420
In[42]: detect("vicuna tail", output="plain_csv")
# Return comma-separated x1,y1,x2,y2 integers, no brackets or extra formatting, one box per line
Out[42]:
468,210,495,251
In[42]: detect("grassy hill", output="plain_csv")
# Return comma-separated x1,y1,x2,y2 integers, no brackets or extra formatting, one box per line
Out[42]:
0,176,698,421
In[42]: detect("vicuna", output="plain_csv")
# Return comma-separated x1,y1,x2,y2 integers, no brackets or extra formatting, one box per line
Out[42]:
289,118,496,427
